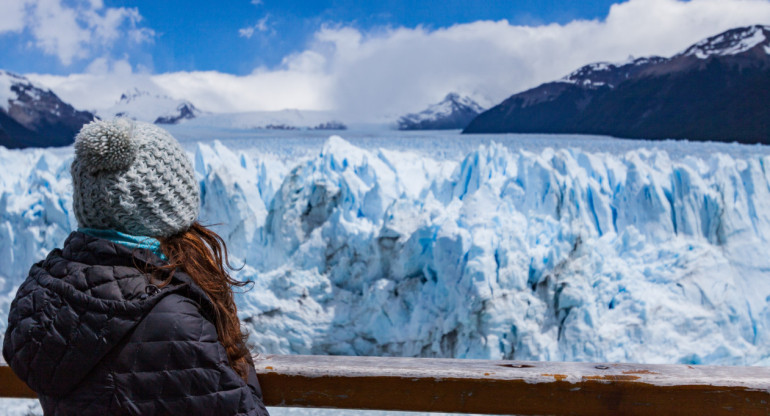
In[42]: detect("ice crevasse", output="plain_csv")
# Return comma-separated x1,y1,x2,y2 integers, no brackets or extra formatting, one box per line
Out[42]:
2,136,770,366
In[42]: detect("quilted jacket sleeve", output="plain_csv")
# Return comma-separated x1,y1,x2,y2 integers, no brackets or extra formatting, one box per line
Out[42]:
109,293,269,416
246,362,270,415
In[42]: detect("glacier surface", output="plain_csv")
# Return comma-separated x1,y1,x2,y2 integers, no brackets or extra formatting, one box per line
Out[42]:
3,135,770,370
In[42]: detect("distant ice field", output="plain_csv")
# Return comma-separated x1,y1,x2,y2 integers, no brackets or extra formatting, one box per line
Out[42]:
164,126,770,161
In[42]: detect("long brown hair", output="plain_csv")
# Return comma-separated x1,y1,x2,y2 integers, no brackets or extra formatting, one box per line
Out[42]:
155,222,252,380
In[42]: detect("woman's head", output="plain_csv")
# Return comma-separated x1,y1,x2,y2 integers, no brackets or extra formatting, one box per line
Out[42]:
71,118,200,237
71,119,252,379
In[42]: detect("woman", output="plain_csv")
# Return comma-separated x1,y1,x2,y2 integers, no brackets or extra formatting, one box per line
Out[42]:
3,119,270,415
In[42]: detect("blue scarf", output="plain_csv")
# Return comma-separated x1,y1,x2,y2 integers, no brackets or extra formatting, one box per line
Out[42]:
78,228,167,260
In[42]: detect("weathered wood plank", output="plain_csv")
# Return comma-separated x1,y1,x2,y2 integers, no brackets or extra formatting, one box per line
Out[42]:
253,355,770,415
3,356,770,415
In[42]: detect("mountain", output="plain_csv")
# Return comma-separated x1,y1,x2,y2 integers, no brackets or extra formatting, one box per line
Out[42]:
99,88,200,124
0,70,95,149
398,93,484,130
464,25,770,143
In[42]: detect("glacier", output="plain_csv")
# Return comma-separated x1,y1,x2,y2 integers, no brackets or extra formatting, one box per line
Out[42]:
228,136,770,365
3,134,770,369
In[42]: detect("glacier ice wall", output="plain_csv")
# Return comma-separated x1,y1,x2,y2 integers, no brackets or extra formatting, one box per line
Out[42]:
3,137,770,366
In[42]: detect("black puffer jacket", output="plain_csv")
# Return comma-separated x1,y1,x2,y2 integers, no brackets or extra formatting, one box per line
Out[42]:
3,231,269,416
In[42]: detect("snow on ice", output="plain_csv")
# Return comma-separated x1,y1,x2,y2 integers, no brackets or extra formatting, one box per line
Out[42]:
2,135,770,369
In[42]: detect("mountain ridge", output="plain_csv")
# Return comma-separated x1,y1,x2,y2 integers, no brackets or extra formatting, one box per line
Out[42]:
0,70,94,149
398,93,485,130
464,24,770,143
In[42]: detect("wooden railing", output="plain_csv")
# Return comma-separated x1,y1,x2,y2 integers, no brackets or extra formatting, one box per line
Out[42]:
4,355,770,415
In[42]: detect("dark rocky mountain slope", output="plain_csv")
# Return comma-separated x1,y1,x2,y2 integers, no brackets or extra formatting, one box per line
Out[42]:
464,25,770,143
0,71,95,149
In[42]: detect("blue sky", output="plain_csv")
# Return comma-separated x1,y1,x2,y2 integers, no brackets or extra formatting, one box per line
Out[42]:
2,0,620,75
4,0,770,120
132,0,622,74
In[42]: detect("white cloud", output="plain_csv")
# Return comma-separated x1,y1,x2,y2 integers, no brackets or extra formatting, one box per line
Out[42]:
26,0,770,121
239,28,254,38
309,0,770,120
239,15,271,38
0,0,154,65
251,0,263,5
29,57,156,112
27,55,332,114
0,0,29,33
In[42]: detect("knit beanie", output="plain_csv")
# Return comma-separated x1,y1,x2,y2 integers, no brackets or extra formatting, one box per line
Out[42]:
71,118,200,238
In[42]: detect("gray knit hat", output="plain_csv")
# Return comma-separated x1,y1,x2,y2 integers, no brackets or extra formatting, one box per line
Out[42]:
71,118,200,238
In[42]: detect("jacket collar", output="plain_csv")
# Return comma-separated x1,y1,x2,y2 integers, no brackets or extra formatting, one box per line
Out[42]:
62,231,214,310
76,227,166,260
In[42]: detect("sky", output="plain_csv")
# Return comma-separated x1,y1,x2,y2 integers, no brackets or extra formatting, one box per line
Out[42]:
2,0,770,121
1,0,624,75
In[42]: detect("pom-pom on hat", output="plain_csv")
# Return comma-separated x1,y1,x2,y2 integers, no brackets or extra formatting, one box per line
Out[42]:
71,119,200,238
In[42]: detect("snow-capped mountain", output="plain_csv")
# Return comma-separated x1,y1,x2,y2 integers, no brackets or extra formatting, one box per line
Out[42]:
99,88,201,124
561,57,668,88
561,25,770,87
0,70,94,149
398,93,484,130
682,24,770,59
101,91,349,130
465,25,770,143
